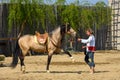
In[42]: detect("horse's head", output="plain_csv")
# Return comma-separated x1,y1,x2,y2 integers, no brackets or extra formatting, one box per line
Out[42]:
60,23,76,37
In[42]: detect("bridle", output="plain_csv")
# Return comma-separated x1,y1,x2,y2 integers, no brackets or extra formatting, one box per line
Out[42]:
65,23,74,34
65,23,68,33
65,24,75,35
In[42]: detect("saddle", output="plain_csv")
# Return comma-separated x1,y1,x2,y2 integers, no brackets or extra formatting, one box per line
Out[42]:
35,31,48,44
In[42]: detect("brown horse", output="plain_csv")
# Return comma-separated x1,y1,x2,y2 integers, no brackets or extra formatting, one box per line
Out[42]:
11,24,76,73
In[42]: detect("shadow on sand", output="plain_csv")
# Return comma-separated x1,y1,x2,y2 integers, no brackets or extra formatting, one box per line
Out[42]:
25,70,109,74
51,62,110,66
25,70,81,74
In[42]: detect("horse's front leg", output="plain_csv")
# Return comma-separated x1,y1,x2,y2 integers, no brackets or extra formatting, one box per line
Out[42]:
46,51,53,73
64,50,75,63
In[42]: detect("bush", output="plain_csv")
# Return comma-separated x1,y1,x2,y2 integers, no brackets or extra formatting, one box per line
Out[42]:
0,55,5,61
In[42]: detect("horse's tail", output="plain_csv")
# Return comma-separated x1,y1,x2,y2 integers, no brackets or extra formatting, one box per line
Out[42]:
11,39,20,68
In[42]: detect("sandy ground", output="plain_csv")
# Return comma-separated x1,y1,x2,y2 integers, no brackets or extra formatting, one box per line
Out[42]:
0,50,120,80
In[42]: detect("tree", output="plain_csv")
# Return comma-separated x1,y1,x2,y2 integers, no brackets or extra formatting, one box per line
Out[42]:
95,1,107,7
80,8,94,29
8,0,45,37
61,4,80,30
56,0,80,30
80,0,93,6
94,1,111,28
8,0,111,35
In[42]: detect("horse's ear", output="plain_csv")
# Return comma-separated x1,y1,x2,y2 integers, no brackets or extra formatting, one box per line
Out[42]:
68,23,71,27
66,23,71,31
35,31,38,34
66,23,69,25
66,23,71,28
35,31,40,36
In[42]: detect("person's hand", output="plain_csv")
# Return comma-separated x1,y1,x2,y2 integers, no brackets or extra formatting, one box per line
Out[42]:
78,38,81,41
82,46,86,49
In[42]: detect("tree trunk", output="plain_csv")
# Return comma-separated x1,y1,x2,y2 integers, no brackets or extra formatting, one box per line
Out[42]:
18,20,26,38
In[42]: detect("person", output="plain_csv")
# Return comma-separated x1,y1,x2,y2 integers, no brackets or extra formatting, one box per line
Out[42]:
78,28,95,74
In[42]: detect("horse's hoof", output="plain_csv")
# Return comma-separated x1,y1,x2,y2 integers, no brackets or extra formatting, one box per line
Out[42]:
46,70,50,73
21,66,26,73
70,57,75,63
22,69,26,74
20,68,22,71
72,59,75,63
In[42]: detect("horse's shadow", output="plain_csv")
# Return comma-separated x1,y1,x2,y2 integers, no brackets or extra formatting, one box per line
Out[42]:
25,70,109,74
50,71,81,74
25,71,81,74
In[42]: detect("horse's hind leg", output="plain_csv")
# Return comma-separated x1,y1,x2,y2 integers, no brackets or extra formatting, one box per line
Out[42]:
64,51,75,62
19,57,25,72
19,55,26,73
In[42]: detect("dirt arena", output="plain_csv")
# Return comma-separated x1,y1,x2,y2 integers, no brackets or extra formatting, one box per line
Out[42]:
0,50,120,80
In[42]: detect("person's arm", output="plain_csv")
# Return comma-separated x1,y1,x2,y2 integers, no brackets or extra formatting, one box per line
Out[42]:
82,46,86,49
81,36,92,44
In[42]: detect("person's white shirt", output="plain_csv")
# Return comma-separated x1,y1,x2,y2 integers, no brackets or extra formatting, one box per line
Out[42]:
81,35,95,52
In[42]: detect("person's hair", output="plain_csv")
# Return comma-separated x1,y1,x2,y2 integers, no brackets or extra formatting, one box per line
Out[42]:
86,28,94,34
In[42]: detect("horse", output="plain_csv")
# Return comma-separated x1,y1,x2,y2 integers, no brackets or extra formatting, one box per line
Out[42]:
11,24,76,73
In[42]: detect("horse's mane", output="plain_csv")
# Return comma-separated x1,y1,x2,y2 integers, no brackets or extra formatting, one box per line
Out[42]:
48,25,61,37
49,24,67,35
48,25,66,45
